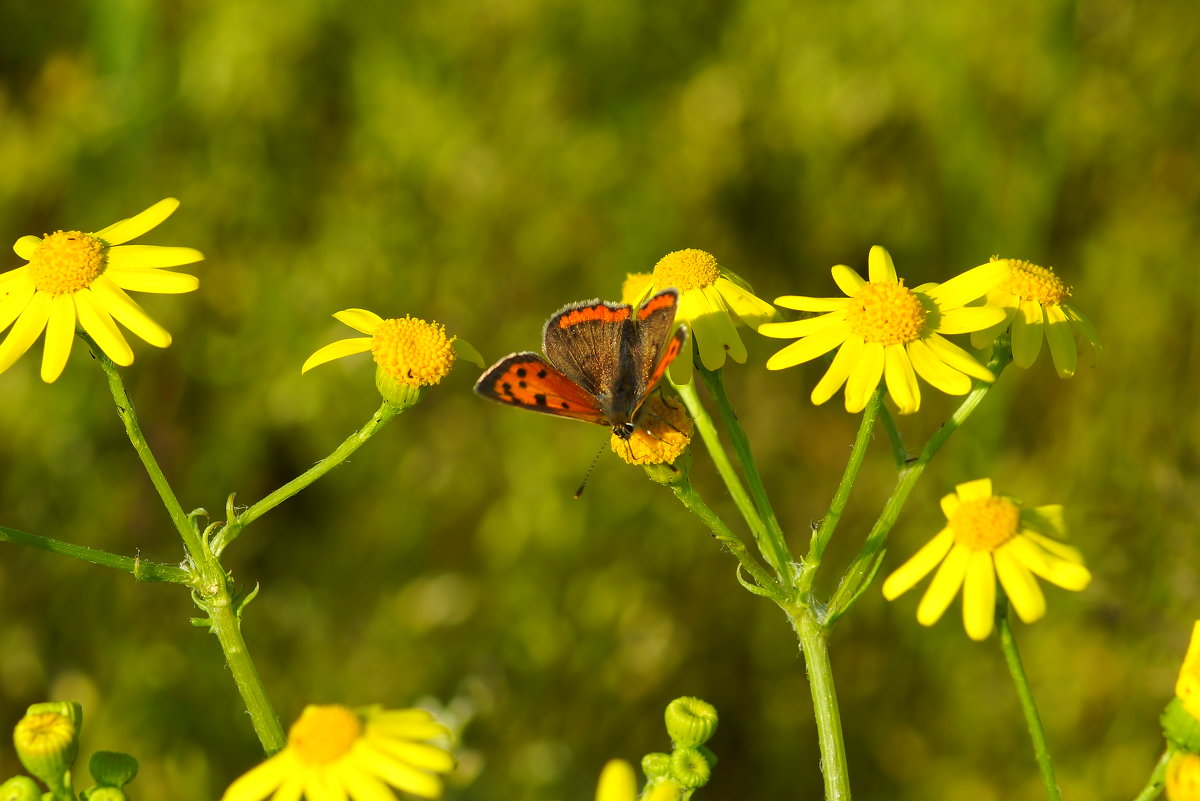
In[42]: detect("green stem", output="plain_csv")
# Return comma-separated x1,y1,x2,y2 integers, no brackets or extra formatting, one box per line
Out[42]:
799,389,881,597
0,524,189,583
673,379,773,576
217,401,400,552
1132,748,1172,801
670,481,783,602
94,345,285,753
825,359,1006,626
697,366,792,581
877,405,908,469
997,601,1062,801
791,606,851,801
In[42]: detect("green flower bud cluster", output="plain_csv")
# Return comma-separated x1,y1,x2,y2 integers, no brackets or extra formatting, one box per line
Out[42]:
640,697,719,800
4,701,139,801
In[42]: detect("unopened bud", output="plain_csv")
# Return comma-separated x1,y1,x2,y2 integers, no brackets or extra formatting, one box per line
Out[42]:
664,696,718,747
13,701,82,789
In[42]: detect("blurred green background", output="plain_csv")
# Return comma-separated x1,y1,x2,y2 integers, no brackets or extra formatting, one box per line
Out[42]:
1,0,1198,798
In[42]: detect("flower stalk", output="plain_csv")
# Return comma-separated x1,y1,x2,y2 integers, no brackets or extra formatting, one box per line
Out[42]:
997,599,1062,801
0,523,189,583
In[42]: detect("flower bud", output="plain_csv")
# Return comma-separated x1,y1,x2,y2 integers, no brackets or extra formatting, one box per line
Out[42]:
82,787,127,801
13,701,82,789
89,751,138,788
668,746,712,789
664,696,718,747
0,776,40,801
640,752,672,782
1164,698,1200,753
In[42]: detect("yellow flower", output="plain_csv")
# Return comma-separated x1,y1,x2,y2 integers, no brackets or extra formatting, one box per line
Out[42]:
611,394,692,466
304,309,482,380
1168,753,1200,801
1177,622,1200,720
882,478,1091,641
222,705,455,801
0,198,202,382
594,761,678,801
760,246,1007,414
969,257,1101,378
626,249,775,385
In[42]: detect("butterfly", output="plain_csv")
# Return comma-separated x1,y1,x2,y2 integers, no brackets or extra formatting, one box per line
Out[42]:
474,288,687,440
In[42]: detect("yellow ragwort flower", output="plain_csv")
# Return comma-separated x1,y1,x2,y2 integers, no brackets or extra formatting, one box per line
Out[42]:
624,249,774,385
222,705,455,801
882,478,1091,641
1177,622,1200,720
760,246,1007,414
595,760,678,801
969,257,1101,378
610,394,692,466
0,198,202,382
1169,753,1200,801
302,309,482,383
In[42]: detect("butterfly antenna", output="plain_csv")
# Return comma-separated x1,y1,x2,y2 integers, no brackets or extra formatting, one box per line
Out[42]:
574,440,608,499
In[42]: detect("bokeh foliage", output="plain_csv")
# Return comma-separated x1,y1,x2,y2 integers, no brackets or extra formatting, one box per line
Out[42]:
2,0,1198,799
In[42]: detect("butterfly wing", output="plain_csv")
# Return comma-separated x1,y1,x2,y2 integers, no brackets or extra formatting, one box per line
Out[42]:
541,299,630,398
474,352,609,425
629,289,682,394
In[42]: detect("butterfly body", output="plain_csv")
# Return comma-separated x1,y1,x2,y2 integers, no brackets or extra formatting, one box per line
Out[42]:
474,289,686,439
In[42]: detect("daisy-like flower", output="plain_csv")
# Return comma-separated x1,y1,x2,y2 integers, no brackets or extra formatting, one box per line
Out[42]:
882,478,1092,641
1177,622,1200,720
969,257,1101,378
611,394,692,466
0,198,202,382
222,704,455,801
303,309,482,406
623,249,775,385
760,246,1008,414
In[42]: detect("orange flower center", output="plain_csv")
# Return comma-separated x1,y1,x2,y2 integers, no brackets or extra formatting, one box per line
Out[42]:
371,316,456,387
288,705,363,765
612,394,693,465
653,249,720,293
999,258,1070,306
949,496,1020,551
28,231,106,295
845,281,927,346
13,712,76,756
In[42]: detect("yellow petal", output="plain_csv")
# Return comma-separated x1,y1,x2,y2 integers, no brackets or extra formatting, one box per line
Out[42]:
0,290,51,374
970,307,1016,350
810,336,862,406
715,276,775,327
93,198,179,245
883,343,920,414
90,276,172,347
868,246,898,284
764,325,849,370
844,341,885,413
301,337,373,374
272,774,308,801
354,742,445,799
368,738,454,773
773,295,848,312
935,305,1008,335
1007,535,1092,591
334,308,384,335
107,244,204,269
596,760,638,801
304,770,342,801
1044,304,1077,378
882,528,954,600
0,272,36,331
924,333,994,382
924,261,1009,308
963,551,997,640
995,546,1046,624
75,288,134,366
955,478,993,501
40,294,77,383
13,235,41,260
939,492,961,520
831,264,866,296
907,338,972,395
1063,304,1101,352
219,751,294,801
916,544,969,626
758,311,844,339
1021,529,1084,565
1011,299,1044,368
667,338,695,385
1023,505,1066,539
107,268,200,294
692,287,744,369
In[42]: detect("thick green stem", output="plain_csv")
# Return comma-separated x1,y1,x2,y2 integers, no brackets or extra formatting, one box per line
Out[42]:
94,345,285,753
670,481,783,602
0,524,189,583
825,357,1006,625
673,379,774,576
792,607,851,801
799,390,881,596
216,401,400,552
1132,748,1172,801
997,602,1062,801
697,366,792,581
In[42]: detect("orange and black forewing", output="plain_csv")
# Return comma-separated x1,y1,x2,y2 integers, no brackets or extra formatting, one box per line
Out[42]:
473,352,608,425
